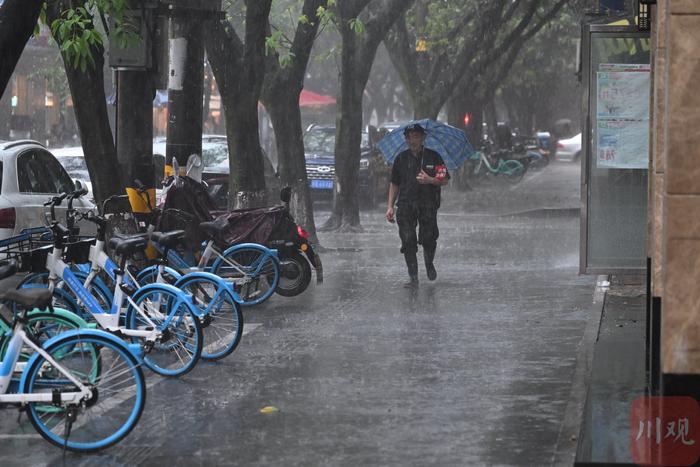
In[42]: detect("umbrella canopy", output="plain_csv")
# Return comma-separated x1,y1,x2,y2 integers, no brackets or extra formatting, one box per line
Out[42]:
376,119,474,170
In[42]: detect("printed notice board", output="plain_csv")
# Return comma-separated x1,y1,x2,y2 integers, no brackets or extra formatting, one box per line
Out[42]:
596,63,651,169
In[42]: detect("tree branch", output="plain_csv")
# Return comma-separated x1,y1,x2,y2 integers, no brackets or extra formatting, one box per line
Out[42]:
0,0,43,97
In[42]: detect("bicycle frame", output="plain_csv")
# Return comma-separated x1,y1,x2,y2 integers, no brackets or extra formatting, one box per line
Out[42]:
0,319,90,403
155,240,278,281
45,245,163,341
475,152,503,174
83,238,235,316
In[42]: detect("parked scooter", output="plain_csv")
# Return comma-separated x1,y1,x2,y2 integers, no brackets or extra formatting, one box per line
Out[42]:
269,187,323,296
211,187,322,297
157,176,322,298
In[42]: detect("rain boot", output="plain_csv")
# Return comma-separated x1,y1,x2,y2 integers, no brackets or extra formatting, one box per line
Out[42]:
424,246,437,281
403,253,419,288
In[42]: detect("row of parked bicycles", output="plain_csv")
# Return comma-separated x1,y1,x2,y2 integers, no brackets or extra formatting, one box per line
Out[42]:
453,130,554,189
0,181,320,452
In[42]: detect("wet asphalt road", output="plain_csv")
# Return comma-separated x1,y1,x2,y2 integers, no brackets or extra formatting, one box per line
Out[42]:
1,160,597,466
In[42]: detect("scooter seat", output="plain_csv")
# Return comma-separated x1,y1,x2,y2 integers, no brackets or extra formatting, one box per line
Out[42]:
108,236,148,257
199,220,228,239
151,230,187,249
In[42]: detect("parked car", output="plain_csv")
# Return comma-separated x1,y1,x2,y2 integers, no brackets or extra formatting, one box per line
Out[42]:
155,136,279,210
304,124,387,207
0,140,95,240
556,133,582,161
152,134,229,173
51,147,94,199
53,146,166,197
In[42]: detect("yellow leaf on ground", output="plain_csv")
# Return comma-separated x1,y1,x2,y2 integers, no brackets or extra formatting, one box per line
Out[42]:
260,406,279,414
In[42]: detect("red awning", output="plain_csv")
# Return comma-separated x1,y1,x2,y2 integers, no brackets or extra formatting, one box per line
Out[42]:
299,89,335,107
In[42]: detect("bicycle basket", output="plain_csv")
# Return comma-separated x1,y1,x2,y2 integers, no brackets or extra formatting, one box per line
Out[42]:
64,237,95,264
0,228,52,272
20,245,51,273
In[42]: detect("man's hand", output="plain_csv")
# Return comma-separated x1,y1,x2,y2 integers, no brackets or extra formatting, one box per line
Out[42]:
386,206,395,223
416,170,435,185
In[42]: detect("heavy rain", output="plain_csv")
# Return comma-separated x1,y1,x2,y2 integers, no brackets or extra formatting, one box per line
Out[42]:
1,0,689,465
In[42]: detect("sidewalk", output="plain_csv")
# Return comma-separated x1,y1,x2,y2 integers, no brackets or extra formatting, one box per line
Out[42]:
575,274,648,466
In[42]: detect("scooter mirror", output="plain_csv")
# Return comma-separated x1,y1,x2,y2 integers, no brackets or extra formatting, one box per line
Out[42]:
280,186,292,203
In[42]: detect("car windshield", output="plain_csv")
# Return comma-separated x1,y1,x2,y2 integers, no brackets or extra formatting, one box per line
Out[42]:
304,129,370,154
202,143,229,167
304,129,335,153
153,139,229,168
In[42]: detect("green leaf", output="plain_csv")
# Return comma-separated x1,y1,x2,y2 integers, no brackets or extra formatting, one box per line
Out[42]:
349,18,364,36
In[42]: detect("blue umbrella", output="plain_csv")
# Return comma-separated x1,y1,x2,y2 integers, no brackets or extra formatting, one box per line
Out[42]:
376,119,474,170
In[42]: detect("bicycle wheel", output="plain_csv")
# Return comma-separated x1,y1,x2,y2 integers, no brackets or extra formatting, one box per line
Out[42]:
124,285,203,377
210,246,280,306
18,271,49,287
175,274,244,361
502,160,526,184
22,331,146,452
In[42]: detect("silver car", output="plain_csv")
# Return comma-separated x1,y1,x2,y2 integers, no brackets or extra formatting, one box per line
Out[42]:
556,133,582,161
0,140,94,240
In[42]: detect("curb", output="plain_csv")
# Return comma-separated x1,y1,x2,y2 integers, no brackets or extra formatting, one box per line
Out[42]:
551,275,609,466
498,207,581,218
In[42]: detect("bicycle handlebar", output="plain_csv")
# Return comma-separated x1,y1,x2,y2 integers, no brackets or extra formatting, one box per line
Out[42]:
66,188,89,231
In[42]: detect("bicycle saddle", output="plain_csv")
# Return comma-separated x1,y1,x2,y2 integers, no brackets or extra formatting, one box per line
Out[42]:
0,260,17,280
151,230,187,249
0,288,52,310
108,236,148,257
199,220,227,239
112,232,150,242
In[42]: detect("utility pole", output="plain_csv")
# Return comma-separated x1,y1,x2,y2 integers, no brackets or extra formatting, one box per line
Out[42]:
160,1,221,177
110,1,162,221
163,1,205,176
110,0,221,218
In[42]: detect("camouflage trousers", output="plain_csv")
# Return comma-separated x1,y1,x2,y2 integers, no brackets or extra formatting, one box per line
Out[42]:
396,203,439,256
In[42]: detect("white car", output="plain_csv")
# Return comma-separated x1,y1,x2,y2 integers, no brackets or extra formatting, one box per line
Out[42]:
556,133,582,161
0,140,95,240
152,135,229,171
51,146,94,200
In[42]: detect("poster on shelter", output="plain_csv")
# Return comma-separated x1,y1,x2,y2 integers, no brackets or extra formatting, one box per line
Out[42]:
596,63,650,169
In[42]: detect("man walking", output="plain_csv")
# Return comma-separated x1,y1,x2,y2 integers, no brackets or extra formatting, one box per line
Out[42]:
386,123,450,287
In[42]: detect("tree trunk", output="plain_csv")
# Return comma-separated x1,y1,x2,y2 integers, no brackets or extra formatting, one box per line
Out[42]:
266,91,318,243
222,94,267,209
47,1,122,205
486,96,498,139
0,0,42,98
322,0,413,231
205,1,271,210
0,91,10,139
413,93,441,120
321,24,372,231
